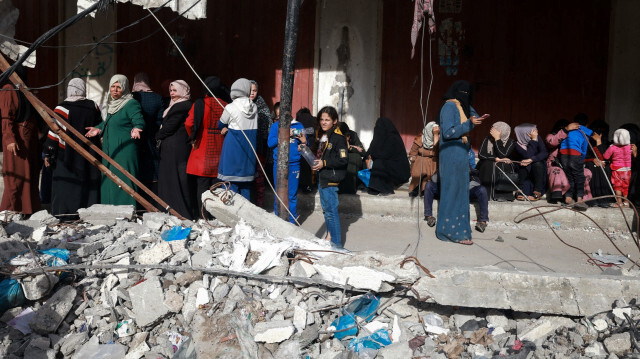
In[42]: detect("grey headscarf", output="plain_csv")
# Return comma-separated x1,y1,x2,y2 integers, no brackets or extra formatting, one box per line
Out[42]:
486,121,511,155
515,123,536,150
230,78,251,100
65,78,86,102
107,74,134,115
422,121,438,149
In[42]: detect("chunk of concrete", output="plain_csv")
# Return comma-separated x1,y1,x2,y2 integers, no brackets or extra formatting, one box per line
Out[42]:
412,268,640,316
604,332,631,355
128,278,170,327
519,316,576,342
60,332,89,357
377,342,413,358
289,261,317,278
76,241,104,257
142,212,170,231
202,189,320,241
137,241,172,265
293,306,307,332
78,204,135,225
125,332,150,359
254,320,295,343
163,291,183,313
0,237,28,262
584,342,607,357
29,286,77,335
20,274,59,301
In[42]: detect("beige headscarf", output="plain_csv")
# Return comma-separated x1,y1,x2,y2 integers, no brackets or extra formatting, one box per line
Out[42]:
162,80,191,118
65,78,86,102
107,74,133,115
486,121,511,155
422,121,438,149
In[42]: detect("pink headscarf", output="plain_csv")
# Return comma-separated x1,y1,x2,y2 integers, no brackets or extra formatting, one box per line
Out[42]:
162,80,190,118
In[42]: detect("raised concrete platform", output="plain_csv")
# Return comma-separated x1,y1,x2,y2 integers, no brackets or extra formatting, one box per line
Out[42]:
266,185,637,232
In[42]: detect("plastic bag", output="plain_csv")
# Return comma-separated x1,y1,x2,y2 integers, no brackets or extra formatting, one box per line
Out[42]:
0,279,25,315
330,294,380,340
347,329,392,354
161,226,192,242
357,169,371,187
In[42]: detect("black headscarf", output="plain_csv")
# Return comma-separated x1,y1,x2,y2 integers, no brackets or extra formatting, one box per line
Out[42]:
551,119,569,135
442,80,474,118
367,117,406,160
189,76,230,142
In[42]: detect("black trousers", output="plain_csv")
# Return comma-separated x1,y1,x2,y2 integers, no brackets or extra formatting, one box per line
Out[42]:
518,161,545,193
560,154,585,199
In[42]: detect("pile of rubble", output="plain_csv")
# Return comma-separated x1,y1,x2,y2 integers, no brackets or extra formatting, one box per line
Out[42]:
0,199,638,358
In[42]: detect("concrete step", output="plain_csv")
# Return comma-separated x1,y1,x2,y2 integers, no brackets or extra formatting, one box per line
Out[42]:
265,186,637,232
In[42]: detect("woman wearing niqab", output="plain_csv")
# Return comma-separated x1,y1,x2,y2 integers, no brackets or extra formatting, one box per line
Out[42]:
365,117,410,195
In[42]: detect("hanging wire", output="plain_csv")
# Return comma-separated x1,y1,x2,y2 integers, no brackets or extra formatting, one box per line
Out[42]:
145,8,302,226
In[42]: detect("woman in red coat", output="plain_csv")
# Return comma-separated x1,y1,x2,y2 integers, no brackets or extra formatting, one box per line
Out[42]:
185,76,230,215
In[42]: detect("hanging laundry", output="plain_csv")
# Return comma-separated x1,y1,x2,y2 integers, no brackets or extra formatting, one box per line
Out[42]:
410,0,436,59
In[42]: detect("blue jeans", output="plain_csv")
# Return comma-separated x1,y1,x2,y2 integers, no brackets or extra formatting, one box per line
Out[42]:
318,186,341,247
424,181,489,222
229,181,252,201
273,163,300,223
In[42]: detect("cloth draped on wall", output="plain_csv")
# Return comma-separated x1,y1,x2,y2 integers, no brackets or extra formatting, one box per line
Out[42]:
157,100,194,219
45,98,102,216
0,83,41,214
366,117,410,195
410,0,436,58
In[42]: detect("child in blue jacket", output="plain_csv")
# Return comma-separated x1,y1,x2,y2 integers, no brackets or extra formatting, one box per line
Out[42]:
559,113,592,208
268,117,306,223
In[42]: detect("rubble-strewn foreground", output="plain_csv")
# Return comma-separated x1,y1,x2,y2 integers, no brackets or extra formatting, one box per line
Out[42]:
0,201,638,358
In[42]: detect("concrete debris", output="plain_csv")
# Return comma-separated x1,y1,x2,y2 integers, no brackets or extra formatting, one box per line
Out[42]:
0,205,639,358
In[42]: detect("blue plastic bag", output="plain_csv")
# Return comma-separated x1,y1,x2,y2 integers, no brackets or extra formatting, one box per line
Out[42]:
161,226,192,242
330,294,380,340
357,169,371,187
39,248,70,266
0,279,25,315
347,329,392,353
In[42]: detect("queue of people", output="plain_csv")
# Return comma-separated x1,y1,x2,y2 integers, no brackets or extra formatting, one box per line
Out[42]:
1,74,638,249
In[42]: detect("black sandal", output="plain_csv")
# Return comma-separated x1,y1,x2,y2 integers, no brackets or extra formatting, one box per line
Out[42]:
475,221,487,233
424,216,436,227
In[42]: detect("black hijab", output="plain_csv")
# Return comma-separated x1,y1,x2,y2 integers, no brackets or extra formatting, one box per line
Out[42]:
442,80,474,118
551,119,570,135
189,76,230,142
367,117,406,160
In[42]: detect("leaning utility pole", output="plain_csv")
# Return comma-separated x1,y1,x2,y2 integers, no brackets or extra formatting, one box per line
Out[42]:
276,0,302,221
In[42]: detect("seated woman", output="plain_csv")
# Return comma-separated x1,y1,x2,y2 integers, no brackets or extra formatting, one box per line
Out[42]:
513,123,548,201
477,121,516,201
337,122,366,194
408,121,439,197
544,119,591,203
365,117,410,196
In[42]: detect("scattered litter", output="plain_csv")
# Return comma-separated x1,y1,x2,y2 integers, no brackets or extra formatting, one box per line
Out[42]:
6,307,35,334
495,236,504,242
516,235,528,241
160,226,192,242
347,329,392,354
592,249,629,265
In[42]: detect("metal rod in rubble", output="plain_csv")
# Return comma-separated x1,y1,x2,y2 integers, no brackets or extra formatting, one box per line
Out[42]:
0,54,185,219
276,0,302,221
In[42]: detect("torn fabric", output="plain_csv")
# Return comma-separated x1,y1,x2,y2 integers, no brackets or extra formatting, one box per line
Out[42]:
410,0,436,59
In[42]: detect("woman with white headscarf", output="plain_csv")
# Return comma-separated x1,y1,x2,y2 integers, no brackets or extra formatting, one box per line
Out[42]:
86,74,145,206
155,80,194,219
44,78,102,216
477,121,516,201
408,121,440,197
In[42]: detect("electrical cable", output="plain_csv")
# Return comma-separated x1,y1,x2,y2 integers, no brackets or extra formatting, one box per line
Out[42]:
145,8,302,226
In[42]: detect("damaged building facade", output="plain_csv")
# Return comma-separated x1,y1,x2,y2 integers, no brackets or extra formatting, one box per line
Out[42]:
4,0,640,150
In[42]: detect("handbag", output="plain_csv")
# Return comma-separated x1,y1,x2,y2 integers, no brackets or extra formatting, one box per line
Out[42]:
357,168,371,187
493,162,519,192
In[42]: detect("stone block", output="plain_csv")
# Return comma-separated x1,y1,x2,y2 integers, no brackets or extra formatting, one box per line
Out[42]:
584,342,607,357
20,274,59,301
163,291,183,313
142,212,170,231
60,332,89,357
78,204,135,225
520,316,576,342
604,332,631,355
254,320,295,343
289,260,317,278
76,241,104,257
128,278,170,327
0,237,27,262
137,241,172,265
175,271,203,287
377,342,413,358
211,283,230,302
125,332,150,359
29,286,77,335
293,306,307,332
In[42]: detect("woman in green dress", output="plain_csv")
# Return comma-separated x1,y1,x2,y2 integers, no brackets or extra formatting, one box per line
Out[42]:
86,74,145,206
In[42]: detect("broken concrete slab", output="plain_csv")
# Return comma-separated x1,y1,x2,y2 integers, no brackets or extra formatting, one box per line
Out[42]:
412,268,640,316
136,241,172,265
0,236,28,262
519,316,576,342
604,332,631,356
78,204,135,225
127,278,170,327
20,274,59,301
29,285,76,335
142,212,171,231
289,260,317,278
202,188,320,242
254,320,295,343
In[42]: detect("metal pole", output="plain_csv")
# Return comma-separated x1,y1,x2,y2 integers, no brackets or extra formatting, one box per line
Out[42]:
276,0,302,221
0,54,185,219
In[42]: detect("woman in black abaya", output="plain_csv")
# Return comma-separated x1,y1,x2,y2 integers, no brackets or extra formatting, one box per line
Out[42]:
365,117,410,195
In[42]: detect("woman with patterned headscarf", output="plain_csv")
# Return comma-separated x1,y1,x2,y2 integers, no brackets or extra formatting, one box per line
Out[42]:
44,78,101,217
477,121,516,201
156,80,194,219
86,74,145,206
408,121,440,197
